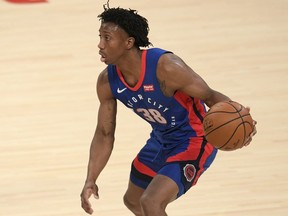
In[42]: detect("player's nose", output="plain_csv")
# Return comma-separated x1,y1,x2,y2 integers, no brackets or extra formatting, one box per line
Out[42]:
98,39,105,50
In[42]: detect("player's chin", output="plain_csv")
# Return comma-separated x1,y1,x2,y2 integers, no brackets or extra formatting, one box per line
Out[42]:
100,57,113,65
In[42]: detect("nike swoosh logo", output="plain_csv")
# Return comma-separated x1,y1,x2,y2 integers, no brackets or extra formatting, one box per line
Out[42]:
117,87,127,93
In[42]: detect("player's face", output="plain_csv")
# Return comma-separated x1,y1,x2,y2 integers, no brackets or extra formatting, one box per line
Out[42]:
98,22,130,65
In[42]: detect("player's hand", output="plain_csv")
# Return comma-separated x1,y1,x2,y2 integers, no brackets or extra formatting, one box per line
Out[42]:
244,107,257,146
80,181,99,214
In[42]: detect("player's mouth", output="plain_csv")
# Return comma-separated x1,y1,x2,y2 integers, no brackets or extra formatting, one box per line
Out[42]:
99,51,106,62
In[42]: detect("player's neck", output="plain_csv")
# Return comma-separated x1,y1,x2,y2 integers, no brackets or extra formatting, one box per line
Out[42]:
116,49,143,87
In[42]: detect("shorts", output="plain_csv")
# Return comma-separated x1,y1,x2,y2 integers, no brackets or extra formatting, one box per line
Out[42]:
130,136,217,198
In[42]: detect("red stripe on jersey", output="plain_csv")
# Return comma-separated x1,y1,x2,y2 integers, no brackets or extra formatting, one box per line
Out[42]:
116,50,147,91
133,156,156,177
174,91,205,137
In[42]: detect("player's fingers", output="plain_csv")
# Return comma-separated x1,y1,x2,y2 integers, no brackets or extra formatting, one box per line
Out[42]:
244,121,257,147
251,120,257,136
81,183,100,213
81,201,93,214
245,131,254,146
252,127,257,136
90,183,99,199
80,188,95,214
244,137,252,146
245,106,251,112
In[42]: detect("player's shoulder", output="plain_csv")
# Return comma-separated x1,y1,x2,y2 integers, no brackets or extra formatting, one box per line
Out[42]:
156,51,191,91
146,47,173,57
97,67,109,86
97,67,115,100
158,51,186,72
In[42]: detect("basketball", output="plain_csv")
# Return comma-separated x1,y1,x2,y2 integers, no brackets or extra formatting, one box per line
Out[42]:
203,101,254,151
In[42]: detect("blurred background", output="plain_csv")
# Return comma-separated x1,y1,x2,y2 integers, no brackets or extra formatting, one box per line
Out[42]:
0,0,287,215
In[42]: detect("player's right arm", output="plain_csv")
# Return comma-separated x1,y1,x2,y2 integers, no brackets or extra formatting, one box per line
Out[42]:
80,67,117,215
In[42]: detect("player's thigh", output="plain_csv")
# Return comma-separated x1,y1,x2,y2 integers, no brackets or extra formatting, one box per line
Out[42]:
141,174,178,205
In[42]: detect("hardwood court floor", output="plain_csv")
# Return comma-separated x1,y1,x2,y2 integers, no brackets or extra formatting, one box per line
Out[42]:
0,0,287,215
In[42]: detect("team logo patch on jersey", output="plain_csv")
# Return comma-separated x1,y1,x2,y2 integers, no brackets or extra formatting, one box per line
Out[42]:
183,164,196,182
143,85,154,92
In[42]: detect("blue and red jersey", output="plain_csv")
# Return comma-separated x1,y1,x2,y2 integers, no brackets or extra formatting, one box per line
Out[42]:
107,48,207,147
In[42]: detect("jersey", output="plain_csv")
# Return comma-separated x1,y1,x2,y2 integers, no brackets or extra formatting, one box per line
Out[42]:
107,48,207,148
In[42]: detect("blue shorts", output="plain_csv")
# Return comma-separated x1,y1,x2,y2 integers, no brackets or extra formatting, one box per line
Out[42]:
130,136,217,197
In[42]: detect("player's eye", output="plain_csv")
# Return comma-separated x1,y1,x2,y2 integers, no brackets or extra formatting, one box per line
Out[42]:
99,34,110,40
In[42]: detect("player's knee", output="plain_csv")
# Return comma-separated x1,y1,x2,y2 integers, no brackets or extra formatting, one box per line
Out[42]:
123,194,141,214
123,194,133,209
139,193,153,210
140,193,166,213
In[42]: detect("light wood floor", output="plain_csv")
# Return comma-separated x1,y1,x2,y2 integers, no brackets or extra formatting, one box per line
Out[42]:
1,0,288,215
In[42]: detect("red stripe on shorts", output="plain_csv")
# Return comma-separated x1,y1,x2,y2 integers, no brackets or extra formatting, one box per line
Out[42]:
133,156,157,177
192,143,214,186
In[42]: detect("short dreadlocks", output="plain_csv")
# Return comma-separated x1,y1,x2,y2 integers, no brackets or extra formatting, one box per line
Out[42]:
98,7,152,48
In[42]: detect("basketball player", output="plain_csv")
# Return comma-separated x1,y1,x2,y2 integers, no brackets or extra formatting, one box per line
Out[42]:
80,7,257,216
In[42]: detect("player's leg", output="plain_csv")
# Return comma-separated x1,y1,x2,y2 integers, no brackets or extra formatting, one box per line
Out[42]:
140,174,178,216
138,137,218,215
124,137,163,215
123,180,145,216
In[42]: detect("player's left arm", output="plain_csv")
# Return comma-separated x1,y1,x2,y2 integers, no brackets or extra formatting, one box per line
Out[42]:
157,53,230,108
157,53,257,144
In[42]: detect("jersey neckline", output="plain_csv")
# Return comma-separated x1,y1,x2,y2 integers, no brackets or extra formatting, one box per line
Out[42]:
116,50,147,91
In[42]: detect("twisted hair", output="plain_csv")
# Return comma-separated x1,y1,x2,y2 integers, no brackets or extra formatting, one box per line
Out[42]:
98,7,152,48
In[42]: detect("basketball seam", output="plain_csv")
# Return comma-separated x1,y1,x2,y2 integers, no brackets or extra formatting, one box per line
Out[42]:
204,101,253,151
205,101,243,117
229,102,246,148
205,110,239,117
204,114,249,137
218,123,244,149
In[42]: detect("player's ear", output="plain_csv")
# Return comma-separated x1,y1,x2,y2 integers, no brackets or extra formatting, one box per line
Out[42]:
126,37,135,49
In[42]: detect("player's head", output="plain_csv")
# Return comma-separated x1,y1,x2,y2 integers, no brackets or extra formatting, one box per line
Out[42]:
98,7,152,48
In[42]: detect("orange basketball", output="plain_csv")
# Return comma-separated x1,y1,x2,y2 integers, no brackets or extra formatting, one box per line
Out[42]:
203,101,254,151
